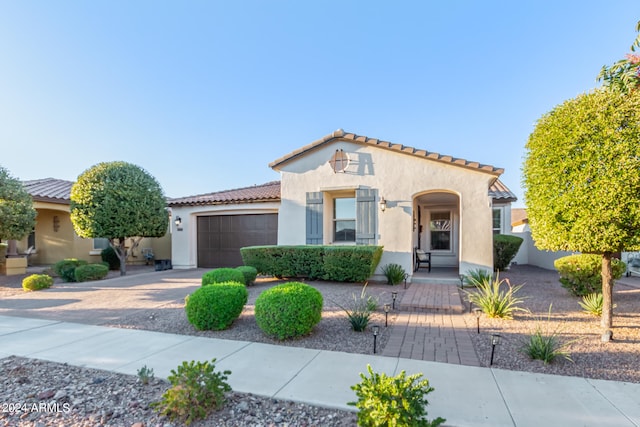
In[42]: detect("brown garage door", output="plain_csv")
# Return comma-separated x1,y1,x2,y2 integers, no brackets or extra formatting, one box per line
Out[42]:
197,214,278,268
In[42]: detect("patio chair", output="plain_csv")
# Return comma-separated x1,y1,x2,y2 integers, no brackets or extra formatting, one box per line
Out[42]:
23,246,35,266
414,247,431,272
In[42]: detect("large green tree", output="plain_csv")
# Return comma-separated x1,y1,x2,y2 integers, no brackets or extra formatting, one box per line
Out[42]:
522,89,640,342
0,166,37,243
70,161,168,276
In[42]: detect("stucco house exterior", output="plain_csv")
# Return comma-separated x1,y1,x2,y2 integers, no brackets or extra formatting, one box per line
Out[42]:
170,130,517,279
12,178,171,266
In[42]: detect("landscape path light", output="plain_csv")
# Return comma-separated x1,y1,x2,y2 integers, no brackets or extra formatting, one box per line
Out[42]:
473,308,482,334
391,291,398,310
372,325,380,354
383,303,390,327
490,334,501,366
459,274,465,289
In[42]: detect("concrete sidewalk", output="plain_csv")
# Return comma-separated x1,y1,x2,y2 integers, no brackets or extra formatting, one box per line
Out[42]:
1,315,638,427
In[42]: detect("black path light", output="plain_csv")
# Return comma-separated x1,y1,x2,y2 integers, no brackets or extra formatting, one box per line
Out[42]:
383,303,391,327
490,334,501,366
403,273,409,289
372,325,380,354
391,291,398,310
459,273,465,289
473,308,482,334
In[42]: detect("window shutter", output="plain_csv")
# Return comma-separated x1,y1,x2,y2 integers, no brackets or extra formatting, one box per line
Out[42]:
356,188,377,245
306,192,323,244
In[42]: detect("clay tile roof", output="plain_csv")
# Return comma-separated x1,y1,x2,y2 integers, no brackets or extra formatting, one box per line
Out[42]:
269,129,505,176
22,178,73,204
489,179,518,202
168,181,281,207
511,208,528,225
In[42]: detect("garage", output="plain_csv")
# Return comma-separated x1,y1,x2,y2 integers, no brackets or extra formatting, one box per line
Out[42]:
197,213,278,268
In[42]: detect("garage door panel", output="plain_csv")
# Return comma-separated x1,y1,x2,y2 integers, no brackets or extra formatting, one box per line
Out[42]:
197,214,277,268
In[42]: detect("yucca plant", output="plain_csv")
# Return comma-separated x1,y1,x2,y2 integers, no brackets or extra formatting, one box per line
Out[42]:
521,305,574,364
334,284,378,331
382,263,406,285
578,293,603,317
462,268,493,288
464,273,527,319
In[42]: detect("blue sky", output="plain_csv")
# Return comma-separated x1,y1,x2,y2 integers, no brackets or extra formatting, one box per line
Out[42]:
1,2,639,206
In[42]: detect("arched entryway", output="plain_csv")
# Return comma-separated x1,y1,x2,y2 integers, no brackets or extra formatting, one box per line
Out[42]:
413,191,460,272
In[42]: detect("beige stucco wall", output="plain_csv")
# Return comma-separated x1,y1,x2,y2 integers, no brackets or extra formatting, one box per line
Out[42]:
17,201,171,266
276,140,497,276
170,202,280,269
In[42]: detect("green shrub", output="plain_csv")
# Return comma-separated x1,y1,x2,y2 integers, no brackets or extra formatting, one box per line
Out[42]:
322,246,384,282
152,359,231,425
255,282,323,340
241,245,325,279
22,274,53,292
101,245,120,270
185,282,248,330
554,254,626,297
335,285,378,331
201,268,245,286
462,268,493,288
493,234,523,271
381,263,406,285
54,259,88,282
240,245,383,282
349,364,445,427
520,306,574,364
74,263,109,282
236,265,258,285
464,273,527,319
137,365,155,385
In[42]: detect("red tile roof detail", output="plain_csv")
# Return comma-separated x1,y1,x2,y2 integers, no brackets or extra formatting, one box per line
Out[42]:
22,178,73,204
168,181,281,207
269,129,505,176
489,179,518,202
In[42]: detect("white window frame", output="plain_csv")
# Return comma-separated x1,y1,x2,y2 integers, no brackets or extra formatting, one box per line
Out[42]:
332,196,356,244
429,210,453,252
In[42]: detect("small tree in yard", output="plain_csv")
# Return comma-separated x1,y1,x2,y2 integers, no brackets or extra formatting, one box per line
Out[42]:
0,166,37,244
70,162,168,276
523,89,640,342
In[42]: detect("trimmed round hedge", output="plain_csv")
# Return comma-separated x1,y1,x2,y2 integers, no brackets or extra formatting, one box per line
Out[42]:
75,263,109,282
255,282,323,340
22,274,54,292
236,266,258,285
185,281,248,330
202,268,246,286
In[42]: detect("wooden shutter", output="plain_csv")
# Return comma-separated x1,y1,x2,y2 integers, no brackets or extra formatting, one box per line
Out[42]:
356,188,377,245
306,192,323,244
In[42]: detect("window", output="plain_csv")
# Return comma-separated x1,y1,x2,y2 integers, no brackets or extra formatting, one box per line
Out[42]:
93,238,110,251
334,197,356,242
430,211,451,250
492,208,502,234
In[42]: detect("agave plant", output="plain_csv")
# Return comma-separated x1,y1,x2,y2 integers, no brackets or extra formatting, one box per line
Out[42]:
521,305,575,364
334,284,379,331
464,273,527,319
462,268,493,288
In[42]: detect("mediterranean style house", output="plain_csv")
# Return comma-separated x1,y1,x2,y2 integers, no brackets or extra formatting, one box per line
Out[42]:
169,130,516,280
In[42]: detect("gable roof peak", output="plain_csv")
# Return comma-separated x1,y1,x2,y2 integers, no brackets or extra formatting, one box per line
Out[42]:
269,129,504,176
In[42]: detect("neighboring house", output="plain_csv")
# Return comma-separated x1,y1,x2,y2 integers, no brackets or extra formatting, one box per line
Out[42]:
170,129,518,278
15,178,171,266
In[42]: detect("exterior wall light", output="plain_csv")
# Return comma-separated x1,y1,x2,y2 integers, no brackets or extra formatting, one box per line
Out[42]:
174,216,182,227
379,197,386,212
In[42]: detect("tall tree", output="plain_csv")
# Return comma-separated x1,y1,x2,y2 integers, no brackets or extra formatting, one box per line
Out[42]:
70,162,168,276
597,20,640,94
0,166,37,243
522,89,640,342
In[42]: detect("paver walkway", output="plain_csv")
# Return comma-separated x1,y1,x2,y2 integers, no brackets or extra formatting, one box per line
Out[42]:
382,282,480,366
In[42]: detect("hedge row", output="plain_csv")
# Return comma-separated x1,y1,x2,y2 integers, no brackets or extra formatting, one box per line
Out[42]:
240,245,383,282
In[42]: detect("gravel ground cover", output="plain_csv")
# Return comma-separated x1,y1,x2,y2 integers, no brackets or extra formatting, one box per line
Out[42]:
1,264,639,426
